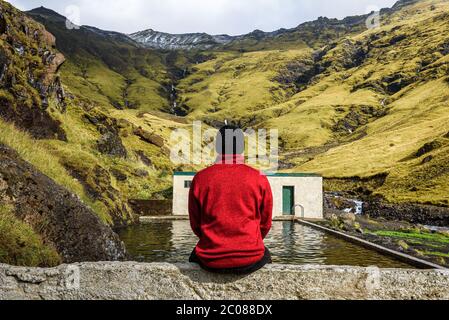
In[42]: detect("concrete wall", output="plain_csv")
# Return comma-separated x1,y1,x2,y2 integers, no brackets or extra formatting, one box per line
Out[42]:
268,176,323,219
1,263,448,300
173,174,194,216
129,200,172,216
173,174,323,219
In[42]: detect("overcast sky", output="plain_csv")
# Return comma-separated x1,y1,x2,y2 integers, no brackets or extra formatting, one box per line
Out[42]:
6,0,398,35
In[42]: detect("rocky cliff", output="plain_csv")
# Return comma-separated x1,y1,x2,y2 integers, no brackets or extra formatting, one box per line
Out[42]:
0,1,66,140
0,1,127,266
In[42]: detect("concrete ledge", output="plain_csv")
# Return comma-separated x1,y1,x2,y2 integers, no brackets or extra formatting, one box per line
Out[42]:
1,263,449,300
139,216,301,223
298,220,446,270
140,215,190,222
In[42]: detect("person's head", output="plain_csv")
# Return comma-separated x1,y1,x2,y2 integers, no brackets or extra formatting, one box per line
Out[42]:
216,125,245,155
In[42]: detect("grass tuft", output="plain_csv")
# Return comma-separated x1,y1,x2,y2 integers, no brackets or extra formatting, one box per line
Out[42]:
0,204,61,267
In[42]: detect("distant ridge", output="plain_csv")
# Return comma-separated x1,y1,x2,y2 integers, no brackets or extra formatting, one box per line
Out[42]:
27,0,422,51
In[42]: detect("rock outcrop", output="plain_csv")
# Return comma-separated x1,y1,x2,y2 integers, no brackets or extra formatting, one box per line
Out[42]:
133,127,165,148
0,144,127,263
0,1,66,140
364,201,449,227
0,262,448,300
97,132,128,158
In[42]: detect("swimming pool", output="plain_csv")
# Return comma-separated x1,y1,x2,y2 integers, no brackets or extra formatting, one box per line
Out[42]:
118,221,412,268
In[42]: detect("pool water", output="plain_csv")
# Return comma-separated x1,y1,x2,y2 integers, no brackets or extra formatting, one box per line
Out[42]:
118,221,413,268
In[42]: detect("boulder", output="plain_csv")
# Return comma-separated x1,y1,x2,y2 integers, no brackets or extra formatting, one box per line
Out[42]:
353,222,364,234
0,144,126,263
397,240,410,251
97,132,127,158
341,212,357,224
421,155,433,164
133,127,165,148
415,141,442,158
134,169,149,178
136,150,153,167
110,168,127,182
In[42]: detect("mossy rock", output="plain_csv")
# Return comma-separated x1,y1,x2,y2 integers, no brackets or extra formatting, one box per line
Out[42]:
397,240,410,251
97,132,127,158
0,204,61,267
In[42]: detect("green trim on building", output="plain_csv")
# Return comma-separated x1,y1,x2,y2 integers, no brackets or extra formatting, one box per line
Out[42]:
264,173,322,178
173,172,196,176
174,172,321,177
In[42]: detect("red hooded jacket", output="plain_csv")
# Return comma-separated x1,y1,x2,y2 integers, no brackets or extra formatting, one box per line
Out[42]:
189,154,273,269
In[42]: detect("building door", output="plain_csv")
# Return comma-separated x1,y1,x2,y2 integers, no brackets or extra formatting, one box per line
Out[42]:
282,186,295,215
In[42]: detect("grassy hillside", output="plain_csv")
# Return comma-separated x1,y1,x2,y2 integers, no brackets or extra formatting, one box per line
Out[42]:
293,0,449,206
1,0,448,238
175,0,449,206
177,49,310,125
222,14,369,52
0,1,191,227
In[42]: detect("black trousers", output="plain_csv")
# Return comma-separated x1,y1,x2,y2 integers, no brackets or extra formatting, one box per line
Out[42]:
189,247,272,275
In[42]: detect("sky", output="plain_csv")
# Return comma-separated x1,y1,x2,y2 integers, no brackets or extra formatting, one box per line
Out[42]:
6,0,398,35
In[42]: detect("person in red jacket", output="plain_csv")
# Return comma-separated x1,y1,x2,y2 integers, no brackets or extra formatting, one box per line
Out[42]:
188,125,273,274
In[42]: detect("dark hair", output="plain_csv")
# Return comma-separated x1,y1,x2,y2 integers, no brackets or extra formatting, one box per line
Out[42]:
216,125,245,155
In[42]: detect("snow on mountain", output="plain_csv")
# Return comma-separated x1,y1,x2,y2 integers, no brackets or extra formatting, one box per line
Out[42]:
129,29,236,50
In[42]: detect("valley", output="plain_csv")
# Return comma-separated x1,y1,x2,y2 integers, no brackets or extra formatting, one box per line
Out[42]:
0,0,449,267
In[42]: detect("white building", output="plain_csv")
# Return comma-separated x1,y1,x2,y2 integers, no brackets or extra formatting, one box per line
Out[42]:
173,172,323,220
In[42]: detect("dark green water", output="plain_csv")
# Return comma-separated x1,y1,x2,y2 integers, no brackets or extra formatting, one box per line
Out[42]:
118,221,413,268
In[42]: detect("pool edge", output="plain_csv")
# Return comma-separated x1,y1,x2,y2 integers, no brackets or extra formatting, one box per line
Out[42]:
296,219,446,270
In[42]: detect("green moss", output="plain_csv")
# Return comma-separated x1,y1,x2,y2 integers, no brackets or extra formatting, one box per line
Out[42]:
405,239,445,249
373,230,449,244
0,119,112,223
424,251,449,258
397,240,409,250
0,204,61,267
0,90,15,104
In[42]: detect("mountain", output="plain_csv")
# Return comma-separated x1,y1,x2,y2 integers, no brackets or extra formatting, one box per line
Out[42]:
128,15,369,51
5,0,449,207
129,29,234,50
129,8,394,51
171,0,449,208
27,0,424,53
27,1,416,52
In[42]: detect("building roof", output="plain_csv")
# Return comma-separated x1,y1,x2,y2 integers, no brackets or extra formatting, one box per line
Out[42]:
174,172,322,177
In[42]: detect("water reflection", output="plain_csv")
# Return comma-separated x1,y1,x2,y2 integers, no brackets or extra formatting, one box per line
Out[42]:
118,221,412,268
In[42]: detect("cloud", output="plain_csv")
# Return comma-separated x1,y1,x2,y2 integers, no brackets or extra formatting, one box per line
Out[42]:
5,0,398,35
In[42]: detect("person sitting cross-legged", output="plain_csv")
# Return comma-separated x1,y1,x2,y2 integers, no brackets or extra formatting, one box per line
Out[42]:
188,125,273,275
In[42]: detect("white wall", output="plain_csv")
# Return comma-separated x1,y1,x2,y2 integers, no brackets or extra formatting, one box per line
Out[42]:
173,174,323,219
267,176,323,219
172,175,194,216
